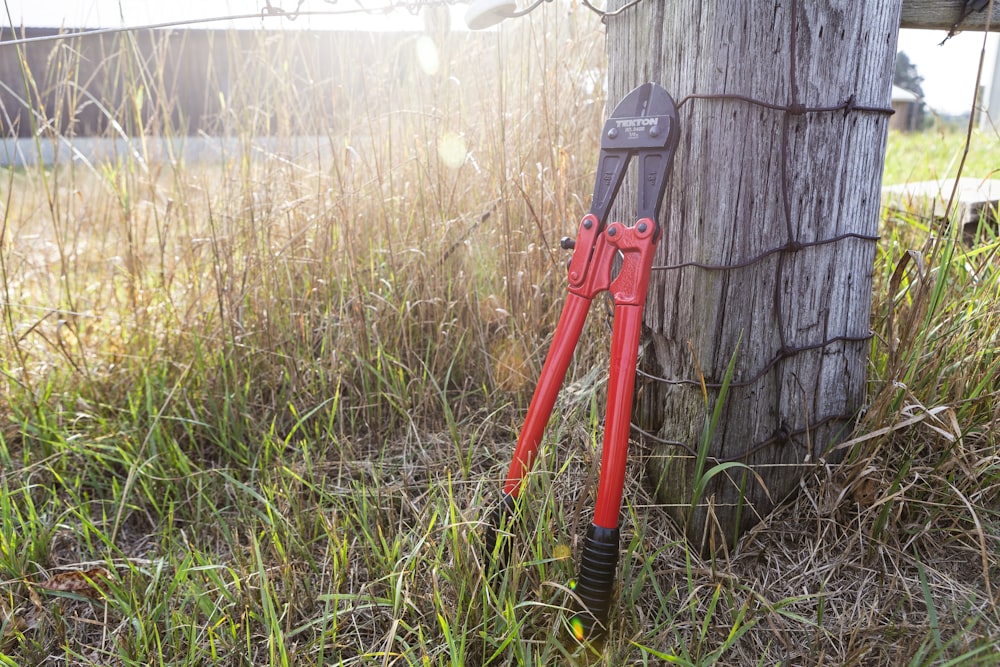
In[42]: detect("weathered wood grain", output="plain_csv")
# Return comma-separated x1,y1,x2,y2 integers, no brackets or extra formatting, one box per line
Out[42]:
901,0,1000,31
607,1,900,550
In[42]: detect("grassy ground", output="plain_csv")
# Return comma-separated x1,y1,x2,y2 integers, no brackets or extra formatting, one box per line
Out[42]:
883,127,999,185
2,12,999,667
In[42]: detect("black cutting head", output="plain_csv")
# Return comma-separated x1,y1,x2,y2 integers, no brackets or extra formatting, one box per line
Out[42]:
589,82,680,230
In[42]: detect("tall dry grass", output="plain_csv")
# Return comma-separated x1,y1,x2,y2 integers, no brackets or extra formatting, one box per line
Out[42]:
2,13,608,442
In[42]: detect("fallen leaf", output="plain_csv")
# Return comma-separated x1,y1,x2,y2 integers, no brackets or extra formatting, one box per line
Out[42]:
27,584,43,610
36,568,111,599
553,544,572,560
852,478,878,507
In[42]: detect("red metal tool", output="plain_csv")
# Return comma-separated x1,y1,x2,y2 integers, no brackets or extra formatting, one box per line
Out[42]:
484,82,680,641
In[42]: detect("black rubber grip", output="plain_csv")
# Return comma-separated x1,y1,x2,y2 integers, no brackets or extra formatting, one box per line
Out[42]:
483,494,517,569
570,524,620,640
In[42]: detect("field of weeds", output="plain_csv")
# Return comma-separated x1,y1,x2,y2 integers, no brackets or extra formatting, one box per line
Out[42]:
1,8,999,666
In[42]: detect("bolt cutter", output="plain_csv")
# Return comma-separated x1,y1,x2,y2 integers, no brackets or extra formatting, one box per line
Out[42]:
484,82,680,641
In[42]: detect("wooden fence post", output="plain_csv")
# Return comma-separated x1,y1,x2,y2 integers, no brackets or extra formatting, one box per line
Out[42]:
606,0,901,551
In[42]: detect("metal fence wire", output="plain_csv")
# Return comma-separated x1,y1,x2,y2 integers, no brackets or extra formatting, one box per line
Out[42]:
623,91,895,468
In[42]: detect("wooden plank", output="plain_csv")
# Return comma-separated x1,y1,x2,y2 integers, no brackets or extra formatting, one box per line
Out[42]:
901,0,1000,32
883,179,1000,229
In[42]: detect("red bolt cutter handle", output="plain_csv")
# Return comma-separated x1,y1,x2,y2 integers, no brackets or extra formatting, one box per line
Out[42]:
483,82,680,643
570,218,658,641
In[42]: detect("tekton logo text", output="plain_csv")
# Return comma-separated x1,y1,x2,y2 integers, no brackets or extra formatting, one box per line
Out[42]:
614,117,659,129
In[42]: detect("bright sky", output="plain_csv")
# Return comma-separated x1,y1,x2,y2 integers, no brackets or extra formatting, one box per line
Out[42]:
3,2,998,115
897,28,999,114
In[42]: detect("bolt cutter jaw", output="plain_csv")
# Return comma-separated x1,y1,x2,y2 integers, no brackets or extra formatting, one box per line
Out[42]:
591,82,680,230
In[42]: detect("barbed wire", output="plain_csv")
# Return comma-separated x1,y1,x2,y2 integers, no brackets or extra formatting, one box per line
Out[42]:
0,11,352,47
316,0,466,15
0,1,463,47
651,231,880,274
0,0,635,48
636,334,874,391
631,411,856,465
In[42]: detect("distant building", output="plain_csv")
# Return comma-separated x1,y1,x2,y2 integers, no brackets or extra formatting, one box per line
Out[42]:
890,85,921,131
983,41,1000,130
0,26,474,140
